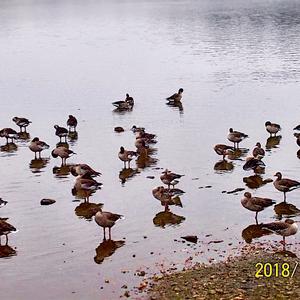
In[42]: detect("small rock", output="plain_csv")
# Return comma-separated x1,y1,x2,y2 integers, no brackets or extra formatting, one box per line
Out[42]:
124,291,130,297
181,235,198,243
114,126,124,133
40,198,56,205
146,176,155,179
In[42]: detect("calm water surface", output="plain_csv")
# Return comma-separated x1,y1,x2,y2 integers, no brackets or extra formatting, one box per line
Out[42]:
1,0,300,299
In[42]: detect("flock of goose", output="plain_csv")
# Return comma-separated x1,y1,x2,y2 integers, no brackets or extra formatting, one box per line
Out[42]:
0,89,186,244
214,122,300,246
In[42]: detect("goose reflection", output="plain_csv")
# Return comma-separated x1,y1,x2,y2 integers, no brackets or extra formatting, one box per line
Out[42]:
0,142,17,153
166,101,184,113
153,211,185,228
0,218,16,246
56,142,69,149
243,175,273,189
75,202,103,220
136,152,158,169
274,202,300,220
214,159,234,172
0,244,17,258
17,131,30,141
29,158,50,173
265,135,282,150
53,164,72,177
68,131,78,145
94,239,125,264
72,187,94,202
119,168,139,184
227,148,249,160
242,224,273,243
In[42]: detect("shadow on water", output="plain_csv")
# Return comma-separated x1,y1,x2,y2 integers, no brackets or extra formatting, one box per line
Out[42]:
75,202,103,220
94,239,125,264
153,211,185,228
56,142,69,149
29,158,50,173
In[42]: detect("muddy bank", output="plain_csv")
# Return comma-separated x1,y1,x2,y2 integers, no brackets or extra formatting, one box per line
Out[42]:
148,247,300,300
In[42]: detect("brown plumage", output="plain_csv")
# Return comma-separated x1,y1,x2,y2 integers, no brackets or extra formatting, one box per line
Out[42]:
214,144,234,160
29,137,49,159
12,117,32,132
152,186,183,211
118,146,137,168
166,88,184,102
70,164,101,177
273,172,300,202
67,115,78,132
227,128,248,149
51,146,76,165
265,121,281,137
54,125,68,142
0,218,16,245
252,142,265,158
0,128,18,143
160,169,184,188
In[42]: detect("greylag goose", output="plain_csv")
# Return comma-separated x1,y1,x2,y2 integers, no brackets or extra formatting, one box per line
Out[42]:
29,137,49,159
67,115,78,132
214,144,235,160
265,121,281,137
227,128,248,149
51,146,76,165
118,146,137,168
12,117,31,132
166,88,184,102
54,125,68,142
273,172,300,202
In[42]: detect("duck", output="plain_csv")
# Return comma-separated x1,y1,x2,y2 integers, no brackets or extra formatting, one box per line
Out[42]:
160,169,184,188
262,219,298,245
118,146,137,168
0,128,18,144
135,130,156,141
214,144,235,160
70,164,102,177
51,146,76,165
252,142,265,158
12,117,31,132
54,125,68,142
227,128,248,149
152,186,183,211
166,88,184,102
112,94,134,110
273,172,300,202
67,115,78,132
29,137,50,159
73,174,102,195
94,209,123,240
243,156,265,172
0,218,16,245
265,121,281,137
241,192,276,224
131,125,145,133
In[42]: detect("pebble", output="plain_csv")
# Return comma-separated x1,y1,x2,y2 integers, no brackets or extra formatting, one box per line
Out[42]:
40,198,56,205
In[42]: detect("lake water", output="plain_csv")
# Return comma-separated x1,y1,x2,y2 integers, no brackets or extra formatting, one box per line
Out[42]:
1,0,300,299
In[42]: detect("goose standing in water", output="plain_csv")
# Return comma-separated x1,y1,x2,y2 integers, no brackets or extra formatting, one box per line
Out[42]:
12,117,31,132
160,169,184,189
152,186,183,211
67,115,78,132
265,121,281,137
112,94,134,110
0,128,18,144
54,125,68,142
94,209,123,240
166,88,184,103
252,142,265,158
29,137,49,159
70,164,102,177
118,146,137,168
0,218,16,245
273,172,300,202
214,144,235,160
51,146,76,165
241,192,276,224
227,128,248,149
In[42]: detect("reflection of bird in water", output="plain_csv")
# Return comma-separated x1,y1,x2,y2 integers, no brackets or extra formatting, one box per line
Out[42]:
119,167,139,184
118,146,137,168
241,192,276,224
53,164,72,177
152,186,183,211
29,137,49,159
0,142,17,153
54,125,68,142
160,169,184,189
273,172,300,202
0,218,16,245
68,131,78,144
166,101,184,112
17,132,30,141
274,202,300,219
265,121,281,137
30,158,49,173
0,128,18,144
262,219,298,246
0,244,17,258
243,175,272,189
227,128,248,149
112,94,134,110
166,88,184,103
243,156,265,173
242,224,272,243
214,144,234,160
252,142,265,158
214,160,234,172
12,117,31,132
75,202,103,220
51,146,76,165
153,211,185,228
94,239,125,264
70,164,102,177
67,115,77,132
265,135,281,150
94,209,123,240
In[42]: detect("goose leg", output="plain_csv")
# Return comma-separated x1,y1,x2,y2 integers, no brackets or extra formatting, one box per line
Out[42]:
255,212,258,225
284,192,286,202
103,228,106,240
109,228,111,240
5,234,8,245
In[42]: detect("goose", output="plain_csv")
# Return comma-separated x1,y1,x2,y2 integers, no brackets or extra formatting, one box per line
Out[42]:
95,209,123,240
273,172,300,202
294,133,300,147
227,128,248,149
265,121,281,137
0,218,16,245
152,186,183,211
166,88,184,102
118,146,137,168
293,125,300,131
160,169,184,188
67,115,78,132
54,125,68,142
214,144,235,160
51,146,76,165
262,219,298,245
0,128,18,143
241,192,276,224
70,164,102,177
243,156,265,172
29,137,49,159
12,117,31,132
252,142,265,158
112,94,134,110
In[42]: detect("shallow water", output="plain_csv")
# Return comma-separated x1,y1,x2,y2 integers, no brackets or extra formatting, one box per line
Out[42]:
1,0,300,299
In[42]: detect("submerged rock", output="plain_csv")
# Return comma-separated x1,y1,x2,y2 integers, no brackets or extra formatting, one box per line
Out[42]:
40,198,56,205
181,235,198,243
